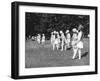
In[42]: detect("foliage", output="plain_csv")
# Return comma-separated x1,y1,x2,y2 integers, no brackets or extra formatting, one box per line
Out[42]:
26,12,89,38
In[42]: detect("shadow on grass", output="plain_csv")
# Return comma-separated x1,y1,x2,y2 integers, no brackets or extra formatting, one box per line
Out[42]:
67,47,72,50
81,52,88,58
73,52,88,60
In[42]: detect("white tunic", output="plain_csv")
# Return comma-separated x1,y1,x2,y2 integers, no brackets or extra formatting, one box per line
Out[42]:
53,34,60,45
61,33,66,45
72,31,83,49
51,34,55,44
51,34,54,44
71,33,78,48
66,33,71,43
37,35,41,43
77,31,83,48
42,35,45,43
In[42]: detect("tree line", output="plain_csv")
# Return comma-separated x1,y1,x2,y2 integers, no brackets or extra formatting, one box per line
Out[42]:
26,12,89,39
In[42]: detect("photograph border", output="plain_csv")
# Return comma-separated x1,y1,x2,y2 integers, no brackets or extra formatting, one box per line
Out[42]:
11,1,98,79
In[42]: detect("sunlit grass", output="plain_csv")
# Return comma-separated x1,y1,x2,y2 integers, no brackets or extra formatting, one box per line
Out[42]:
25,38,89,68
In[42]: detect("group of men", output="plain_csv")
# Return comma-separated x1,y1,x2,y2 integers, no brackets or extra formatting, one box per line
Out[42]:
28,24,84,60
50,26,83,60
50,30,70,51
36,34,45,44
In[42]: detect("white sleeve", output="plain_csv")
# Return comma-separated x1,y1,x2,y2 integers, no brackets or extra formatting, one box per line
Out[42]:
67,33,71,39
78,31,82,41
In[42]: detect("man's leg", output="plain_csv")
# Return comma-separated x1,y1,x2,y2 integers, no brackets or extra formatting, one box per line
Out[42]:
68,43,70,48
64,44,67,50
61,43,64,51
72,47,78,59
78,49,81,60
57,43,59,50
53,43,55,50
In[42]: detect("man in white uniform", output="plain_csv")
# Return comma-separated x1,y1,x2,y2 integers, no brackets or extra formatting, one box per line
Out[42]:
50,32,53,44
65,30,71,50
60,31,66,51
72,28,78,59
41,34,45,44
72,25,83,60
77,24,83,59
56,32,60,50
52,31,60,50
52,31,56,50
37,34,41,44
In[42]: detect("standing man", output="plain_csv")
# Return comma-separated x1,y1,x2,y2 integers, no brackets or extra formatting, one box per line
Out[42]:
50,32,54,44
65,30,71,50
72,24,83,60
60,31,66,51
41,34,45,44
56,32,60,50
71,28,78,59
37,34,41,44
52,31,60,50
52,31,56,50
77,24,83,59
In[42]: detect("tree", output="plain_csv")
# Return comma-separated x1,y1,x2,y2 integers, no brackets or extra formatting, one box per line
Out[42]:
26,13,89,39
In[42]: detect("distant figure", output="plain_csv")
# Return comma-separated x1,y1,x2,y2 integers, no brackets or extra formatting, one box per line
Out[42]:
29,35,31,40
31,36,35,41
50,32,54,44
52,31,58,50
60,31,66,51
71,28,78,59
65,30,71,50
41,34,45,44
37,34,41,44
56,32,60,50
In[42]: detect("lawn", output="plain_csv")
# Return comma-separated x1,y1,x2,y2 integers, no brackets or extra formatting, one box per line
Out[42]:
25,38,89,68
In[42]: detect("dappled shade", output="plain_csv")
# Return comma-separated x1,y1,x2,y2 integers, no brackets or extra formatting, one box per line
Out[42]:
25,12,89,39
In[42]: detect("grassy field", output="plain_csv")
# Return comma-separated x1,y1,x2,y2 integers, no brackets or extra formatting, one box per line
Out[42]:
25,38,89,68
